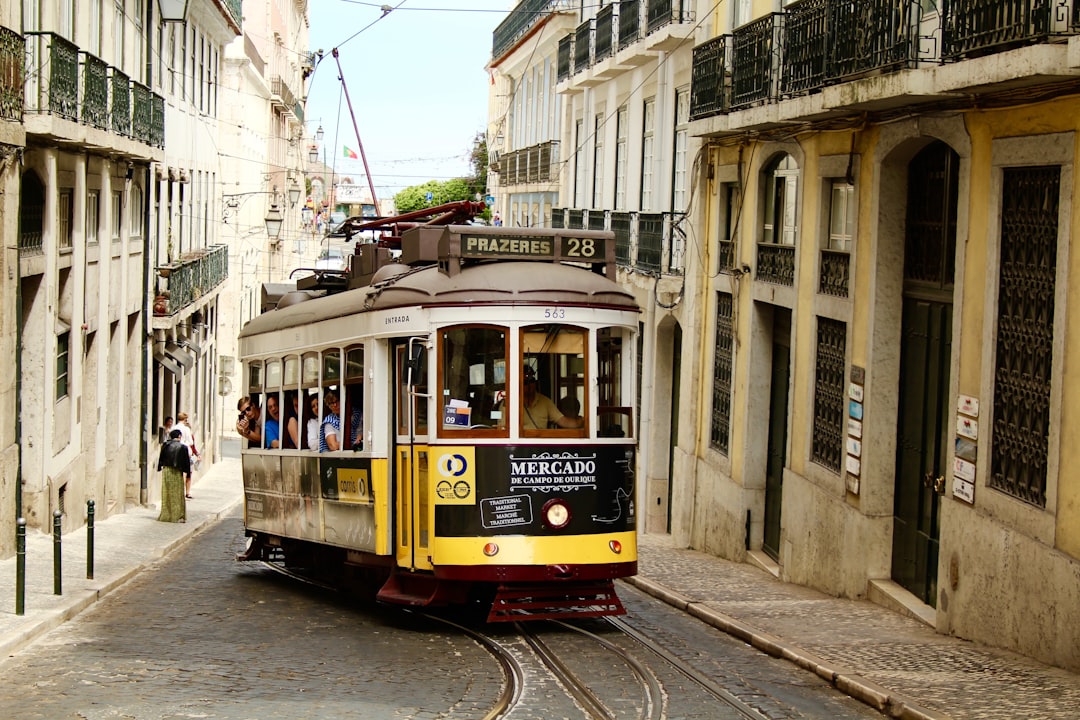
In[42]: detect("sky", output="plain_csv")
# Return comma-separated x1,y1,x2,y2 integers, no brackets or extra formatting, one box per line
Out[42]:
304,0,507,203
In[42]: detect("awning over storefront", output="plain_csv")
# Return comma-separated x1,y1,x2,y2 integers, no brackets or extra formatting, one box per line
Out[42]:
164,341,195,371
153,350,183,376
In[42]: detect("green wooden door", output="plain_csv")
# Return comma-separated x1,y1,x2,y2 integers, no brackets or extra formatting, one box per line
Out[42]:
763,310,791,560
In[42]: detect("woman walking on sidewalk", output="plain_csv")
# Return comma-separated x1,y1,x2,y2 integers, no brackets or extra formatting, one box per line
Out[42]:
156,429,190,523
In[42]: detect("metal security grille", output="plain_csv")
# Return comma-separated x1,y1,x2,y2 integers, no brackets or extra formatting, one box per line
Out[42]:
710,292,734,454
811,317,846,472
989,165,1058,508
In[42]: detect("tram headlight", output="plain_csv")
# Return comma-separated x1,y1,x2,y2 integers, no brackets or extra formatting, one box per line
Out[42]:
542,499,572,529
609,540,623,554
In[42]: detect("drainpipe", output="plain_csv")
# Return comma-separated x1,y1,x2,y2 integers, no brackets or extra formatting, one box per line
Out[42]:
14,153,23,523
140,0,155,505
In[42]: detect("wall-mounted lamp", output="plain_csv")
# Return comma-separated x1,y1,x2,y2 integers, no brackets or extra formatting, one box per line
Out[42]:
316,125,325,142
288,179,302,206
158,0,189,22
264,204,284,238
308,145,319,163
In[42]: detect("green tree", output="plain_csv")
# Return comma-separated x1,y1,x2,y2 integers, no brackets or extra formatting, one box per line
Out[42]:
392,131,491,218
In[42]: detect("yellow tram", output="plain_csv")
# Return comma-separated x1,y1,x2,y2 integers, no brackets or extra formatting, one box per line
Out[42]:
236,222,640,620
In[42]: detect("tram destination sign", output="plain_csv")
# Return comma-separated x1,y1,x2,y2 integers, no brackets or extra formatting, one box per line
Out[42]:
460,233,608,263
436,226,616,277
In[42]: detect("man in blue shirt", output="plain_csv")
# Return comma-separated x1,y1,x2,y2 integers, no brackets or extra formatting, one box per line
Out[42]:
264,394,281,449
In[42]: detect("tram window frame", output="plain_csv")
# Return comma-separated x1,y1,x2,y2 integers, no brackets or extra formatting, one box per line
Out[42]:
520,324,588,438
597,326,634,439
437,324,509,439
343,344,365,451
396,343,429,438
319,349,344,452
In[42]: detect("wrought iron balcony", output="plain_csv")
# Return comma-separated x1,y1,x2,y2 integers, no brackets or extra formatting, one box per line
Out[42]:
574,19,592,72
756,243,796,285
24,32,79,120
110,67,130,136
270,76,297,110
819,249,850,297
0,26,24,122
619,0,642,49
611,211,632,266
942,0,1056,59
690,35,728,120
731,14,783,109
499,141,560,185
717,240,735,271
222,0,244,30
492,0,575,59
81,51,109,130
155,244,230,317
595,5,615,62
558,35,573,81
24,32,164,147
830,0,918,79
132,81,152,145
552,208,684,274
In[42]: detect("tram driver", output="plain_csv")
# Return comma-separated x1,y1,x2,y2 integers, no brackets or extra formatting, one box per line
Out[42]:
521,366,583,430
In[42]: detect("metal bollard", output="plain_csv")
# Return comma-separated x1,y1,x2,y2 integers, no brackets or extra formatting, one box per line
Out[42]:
86,500,95,580
16,518,26,615
53,510,62,595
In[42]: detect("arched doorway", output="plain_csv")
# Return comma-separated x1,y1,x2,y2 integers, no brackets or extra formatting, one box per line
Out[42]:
891,140,959,607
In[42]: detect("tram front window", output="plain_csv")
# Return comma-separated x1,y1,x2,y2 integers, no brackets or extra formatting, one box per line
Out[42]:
440,325,507,434
521,324,587,436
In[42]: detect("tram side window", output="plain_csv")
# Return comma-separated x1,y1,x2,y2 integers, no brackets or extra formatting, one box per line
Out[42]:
439,326,507,435
597,327,633,438
344,345,364,450
282,355,301,450
521,324,587,436
320,349,343,451
301,352,320,450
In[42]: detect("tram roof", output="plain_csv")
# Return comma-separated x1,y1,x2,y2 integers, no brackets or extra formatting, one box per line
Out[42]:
239,260,639,339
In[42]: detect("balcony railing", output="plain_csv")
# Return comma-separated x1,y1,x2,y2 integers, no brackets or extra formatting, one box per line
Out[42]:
25,32,78,120
943,0,1053,59
24,32,164,147
575,19,592,72
553,208,684,274
596,5,615,61
558,34,573,81
619,0,642,49
156,244,230,316
0,26,25,122
132,81,152,144
492,0,574,59
81,51,109,130
498,141,560,185
690,35,728,120
110,67,130,136
819,249,850,297
691,0,1072,118
222,0,244,29
270,76,297,110
731,14,783,109
756,243,796,285
611,211,632,265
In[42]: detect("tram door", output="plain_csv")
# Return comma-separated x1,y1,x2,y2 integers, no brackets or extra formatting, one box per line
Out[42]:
393,338,433,572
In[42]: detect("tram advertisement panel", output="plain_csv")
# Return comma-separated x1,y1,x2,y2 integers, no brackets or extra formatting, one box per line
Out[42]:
433,445,635,536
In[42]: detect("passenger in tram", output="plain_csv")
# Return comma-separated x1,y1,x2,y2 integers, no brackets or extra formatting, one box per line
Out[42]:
264,394,282,449
557,395,582,424
521,366,583,430
236,396,263,448
319,389,342,451
283,391,300,449
305,393,320,450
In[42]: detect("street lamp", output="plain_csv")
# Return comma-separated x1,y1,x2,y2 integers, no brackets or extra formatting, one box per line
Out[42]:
264,203,283,238
158,0,189,22
288,179,301,206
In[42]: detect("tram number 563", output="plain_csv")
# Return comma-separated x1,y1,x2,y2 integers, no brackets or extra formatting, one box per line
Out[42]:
564,237,599,258
544,307,566,319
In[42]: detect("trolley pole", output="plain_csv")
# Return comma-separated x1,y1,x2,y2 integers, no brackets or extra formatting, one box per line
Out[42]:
86,500,95,580
15,517,26,615
52,510,62,595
